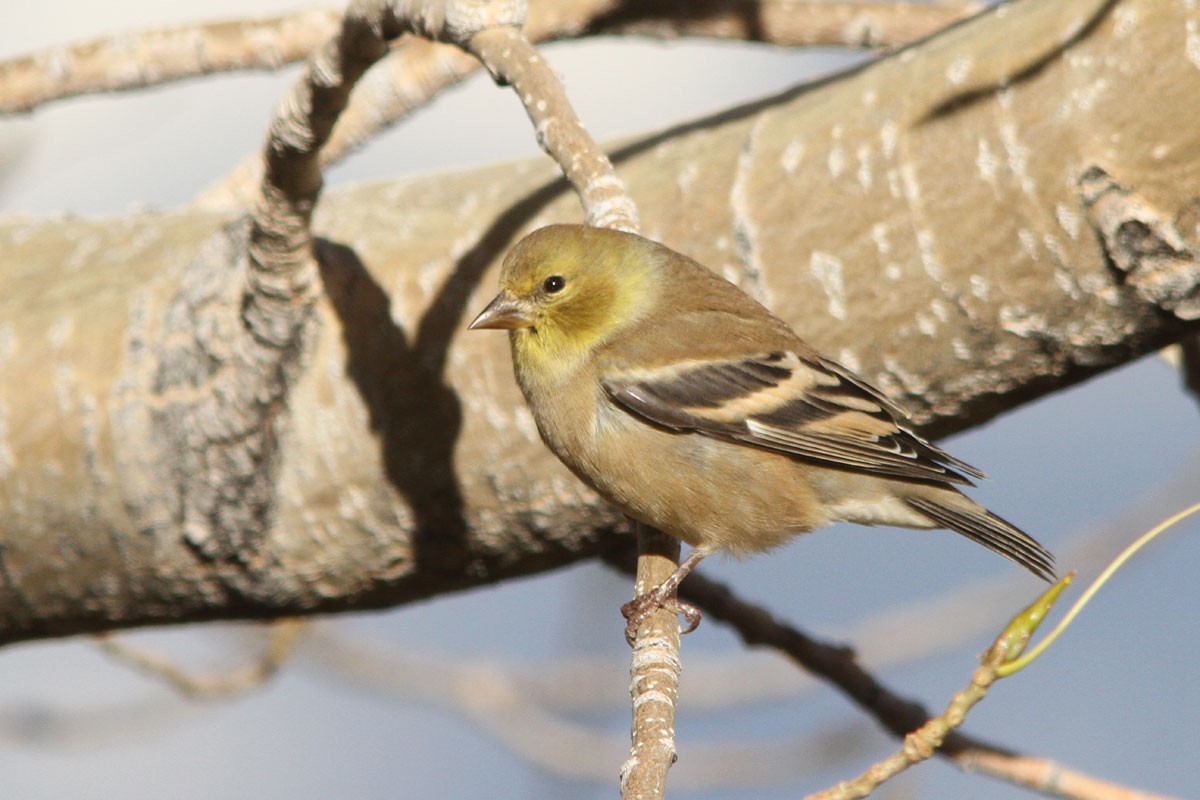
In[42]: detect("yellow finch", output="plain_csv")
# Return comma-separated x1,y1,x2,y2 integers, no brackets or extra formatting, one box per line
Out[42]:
471,224,1054,638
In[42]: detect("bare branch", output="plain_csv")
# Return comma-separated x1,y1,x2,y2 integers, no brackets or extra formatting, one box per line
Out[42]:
618,527,683,800
443,12,675,793
464,24,637,230
195,0,629,211
0,10,340,115
449,11,674,793
0,0,1196,647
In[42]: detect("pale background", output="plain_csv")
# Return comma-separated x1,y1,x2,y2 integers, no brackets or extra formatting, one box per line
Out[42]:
1,2,1197,798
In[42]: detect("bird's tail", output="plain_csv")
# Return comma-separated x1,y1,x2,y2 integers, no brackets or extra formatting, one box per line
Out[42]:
903,494,1056,581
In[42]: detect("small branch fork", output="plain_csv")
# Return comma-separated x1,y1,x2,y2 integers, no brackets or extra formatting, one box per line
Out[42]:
248,1,528,331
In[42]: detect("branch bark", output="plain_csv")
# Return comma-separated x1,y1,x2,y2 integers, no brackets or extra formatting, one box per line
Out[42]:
0,0,1197,645
0,1,981,115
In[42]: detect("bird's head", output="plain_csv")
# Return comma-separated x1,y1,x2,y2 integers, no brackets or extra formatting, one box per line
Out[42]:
470,225,659,367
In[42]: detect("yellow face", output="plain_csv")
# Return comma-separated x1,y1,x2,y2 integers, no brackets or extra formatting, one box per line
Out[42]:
470,225,658,375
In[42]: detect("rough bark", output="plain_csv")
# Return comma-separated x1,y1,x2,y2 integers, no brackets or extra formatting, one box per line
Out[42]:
0,0,1197,644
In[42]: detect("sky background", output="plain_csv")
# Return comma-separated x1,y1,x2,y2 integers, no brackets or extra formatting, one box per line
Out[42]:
1,2,1197,799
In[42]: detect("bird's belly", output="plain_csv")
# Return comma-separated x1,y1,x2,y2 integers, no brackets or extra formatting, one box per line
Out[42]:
582,412,829,557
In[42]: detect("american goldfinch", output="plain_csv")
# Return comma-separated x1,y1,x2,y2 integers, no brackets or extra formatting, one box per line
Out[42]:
471,224,1054,639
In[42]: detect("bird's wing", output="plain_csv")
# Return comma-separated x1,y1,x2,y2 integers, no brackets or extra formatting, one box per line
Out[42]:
603,350,983,486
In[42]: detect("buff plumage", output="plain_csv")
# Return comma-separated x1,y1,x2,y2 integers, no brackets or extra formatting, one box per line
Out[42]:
471,224,1054,635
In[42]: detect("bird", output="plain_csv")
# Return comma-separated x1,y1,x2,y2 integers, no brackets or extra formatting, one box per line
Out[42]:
470,224,1055,642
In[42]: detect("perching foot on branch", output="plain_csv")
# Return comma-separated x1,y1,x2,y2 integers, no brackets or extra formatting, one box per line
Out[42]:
621,549,708,645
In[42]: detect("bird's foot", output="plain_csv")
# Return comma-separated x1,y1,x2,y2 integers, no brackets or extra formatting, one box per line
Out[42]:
621,587,702,646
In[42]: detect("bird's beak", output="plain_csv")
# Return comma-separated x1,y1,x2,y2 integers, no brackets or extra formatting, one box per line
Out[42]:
469,290,535,330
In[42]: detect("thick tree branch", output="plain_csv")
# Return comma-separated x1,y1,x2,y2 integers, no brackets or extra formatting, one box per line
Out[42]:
113,0,533,572
0,0,1196,645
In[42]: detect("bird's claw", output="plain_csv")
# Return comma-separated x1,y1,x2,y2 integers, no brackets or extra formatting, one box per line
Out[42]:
621,591,702,646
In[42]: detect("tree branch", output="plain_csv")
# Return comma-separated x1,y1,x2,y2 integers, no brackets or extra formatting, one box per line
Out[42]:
0,9,340,114
619,527,683,799
0,1,983,116
463,22,637,230
0,0,1196,645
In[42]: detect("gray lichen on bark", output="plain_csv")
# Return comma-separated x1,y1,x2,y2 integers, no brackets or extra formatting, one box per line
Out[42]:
112,220,319,570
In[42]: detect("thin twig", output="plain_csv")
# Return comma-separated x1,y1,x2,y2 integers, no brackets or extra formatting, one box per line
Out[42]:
808,578,1072,799
446,10,674,795
619,525,684,800
463,24,638,230
809,644,1004,799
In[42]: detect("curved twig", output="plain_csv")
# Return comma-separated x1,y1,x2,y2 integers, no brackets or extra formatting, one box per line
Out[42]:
463,24,637,230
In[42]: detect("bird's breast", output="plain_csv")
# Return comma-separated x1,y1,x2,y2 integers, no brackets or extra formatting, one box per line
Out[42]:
581,400,831,556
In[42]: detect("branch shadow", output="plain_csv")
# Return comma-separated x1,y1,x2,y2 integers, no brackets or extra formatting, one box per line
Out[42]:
314,174,582,582
310,50,859,582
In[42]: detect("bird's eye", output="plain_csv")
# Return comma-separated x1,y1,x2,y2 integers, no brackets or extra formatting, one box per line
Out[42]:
542,275,566,294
